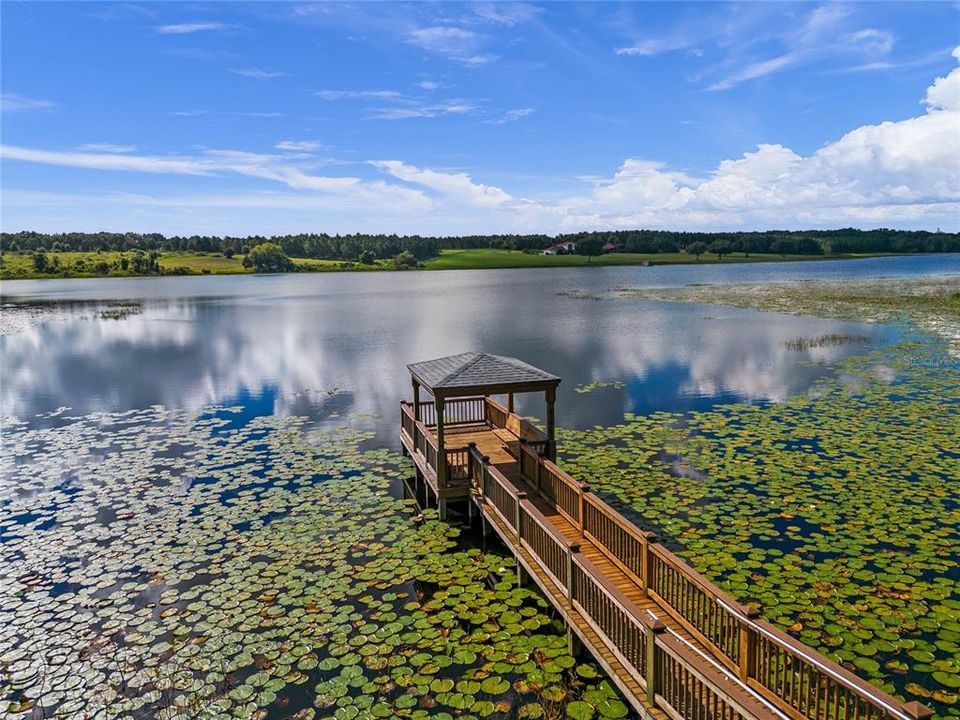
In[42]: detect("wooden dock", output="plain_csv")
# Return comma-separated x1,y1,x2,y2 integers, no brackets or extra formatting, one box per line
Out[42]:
398,355,932,720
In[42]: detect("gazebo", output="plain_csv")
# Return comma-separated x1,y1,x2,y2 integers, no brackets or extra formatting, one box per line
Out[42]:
400,352,561,516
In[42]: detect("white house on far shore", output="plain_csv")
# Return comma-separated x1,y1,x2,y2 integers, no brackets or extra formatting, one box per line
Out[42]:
542,241,577,255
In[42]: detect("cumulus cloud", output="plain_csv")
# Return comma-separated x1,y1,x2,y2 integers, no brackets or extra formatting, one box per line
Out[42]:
3,49,959,234
371,160,513,207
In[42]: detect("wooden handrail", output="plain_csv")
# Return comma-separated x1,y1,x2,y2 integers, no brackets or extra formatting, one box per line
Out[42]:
650,542,755,617
509,437,932,720
573,553,661,632
401,400,932,720
656,631,764,720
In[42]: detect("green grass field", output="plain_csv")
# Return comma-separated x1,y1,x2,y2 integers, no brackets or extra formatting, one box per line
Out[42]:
1,248,897,280
0,251,391,280
422,248,855,270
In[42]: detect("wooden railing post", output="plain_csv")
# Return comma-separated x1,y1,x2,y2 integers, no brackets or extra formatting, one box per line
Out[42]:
646,620,666,705
518,438,527,481
565,543,581,607
578,484,589,536
515,492,527,538
641,532,657,596
466,442,476,483
737,605,760,682
903,702,935,720
480,455,489,498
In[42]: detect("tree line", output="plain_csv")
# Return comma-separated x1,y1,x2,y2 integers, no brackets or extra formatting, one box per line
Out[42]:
2,228,957,261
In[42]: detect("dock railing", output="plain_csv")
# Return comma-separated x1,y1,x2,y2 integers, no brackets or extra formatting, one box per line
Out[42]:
496,439,932,720
470,445,764,720
404,401,932,720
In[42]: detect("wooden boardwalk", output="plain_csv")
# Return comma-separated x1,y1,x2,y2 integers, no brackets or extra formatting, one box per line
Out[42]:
399,388,932,720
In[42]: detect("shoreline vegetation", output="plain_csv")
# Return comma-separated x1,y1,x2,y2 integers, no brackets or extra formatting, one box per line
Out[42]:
2,227,957,280
0,247,955,281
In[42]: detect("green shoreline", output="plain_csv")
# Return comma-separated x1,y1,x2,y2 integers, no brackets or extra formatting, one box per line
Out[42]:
0,248,933,281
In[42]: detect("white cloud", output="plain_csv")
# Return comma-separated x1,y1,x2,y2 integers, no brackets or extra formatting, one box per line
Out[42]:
316,88,479,119
3,49,959,234
169,110,285,118
487,107,535,124
78,143,137,153
406,26,497,65
0,145,421,204
1,94,55,112
708,53,799,91
925,46,960,111
616,38,695,57
622,5,900,92
847,29,895,55
231,68,288,79
371,160,512,207
371,100,477,120
274,140,327,152
154,22,229,35
416,80,444,91
407,26,479,54
470,3,541,27
315,89,405,101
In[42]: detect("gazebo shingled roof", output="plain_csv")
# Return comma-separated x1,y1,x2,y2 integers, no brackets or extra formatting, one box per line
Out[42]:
407,352,560,398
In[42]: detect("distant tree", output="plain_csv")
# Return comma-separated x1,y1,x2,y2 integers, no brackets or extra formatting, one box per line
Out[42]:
119,256,130,271
32,251,49,273
242,243,294,273
391,250,419,270
686,241,708,260
223,247,235,259
576,237,605,263
770,239,788,257
94,261,110,275
74,259,87,273
358,250,376,265
708,240,732,260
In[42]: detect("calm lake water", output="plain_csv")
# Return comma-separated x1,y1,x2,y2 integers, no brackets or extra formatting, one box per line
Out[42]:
3,254,958,438
1,254,958,719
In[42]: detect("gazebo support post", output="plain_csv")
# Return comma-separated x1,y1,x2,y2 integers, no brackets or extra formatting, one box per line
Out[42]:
412,380,420,422
545,387,556,461
435,396,447,520
507,393,514,413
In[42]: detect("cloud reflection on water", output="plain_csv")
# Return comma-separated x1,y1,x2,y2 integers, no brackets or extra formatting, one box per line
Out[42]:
1,267,899,444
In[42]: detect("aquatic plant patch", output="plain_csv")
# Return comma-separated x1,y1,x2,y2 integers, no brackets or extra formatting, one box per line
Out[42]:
616,276,960,355
0,408,629,719
557,277,960,718
574,381,626,395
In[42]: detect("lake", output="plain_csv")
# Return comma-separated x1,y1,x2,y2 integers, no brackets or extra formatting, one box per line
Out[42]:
1,253,958,719
4,254,958,433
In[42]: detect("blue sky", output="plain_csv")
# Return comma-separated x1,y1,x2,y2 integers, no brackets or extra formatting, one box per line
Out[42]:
2,1,958,236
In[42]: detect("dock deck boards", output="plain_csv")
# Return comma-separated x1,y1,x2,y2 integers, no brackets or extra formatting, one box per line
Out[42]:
401,422,775,720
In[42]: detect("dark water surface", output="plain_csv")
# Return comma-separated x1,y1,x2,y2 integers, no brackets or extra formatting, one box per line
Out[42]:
3,254,958,437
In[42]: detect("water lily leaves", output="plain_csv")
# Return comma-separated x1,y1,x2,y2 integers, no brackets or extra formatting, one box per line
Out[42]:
559,286,960,719
1,408,632,719
567,700,596,720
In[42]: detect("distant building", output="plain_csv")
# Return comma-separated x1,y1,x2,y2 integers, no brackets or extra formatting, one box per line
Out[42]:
541,241,577,255
602,242,617,253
